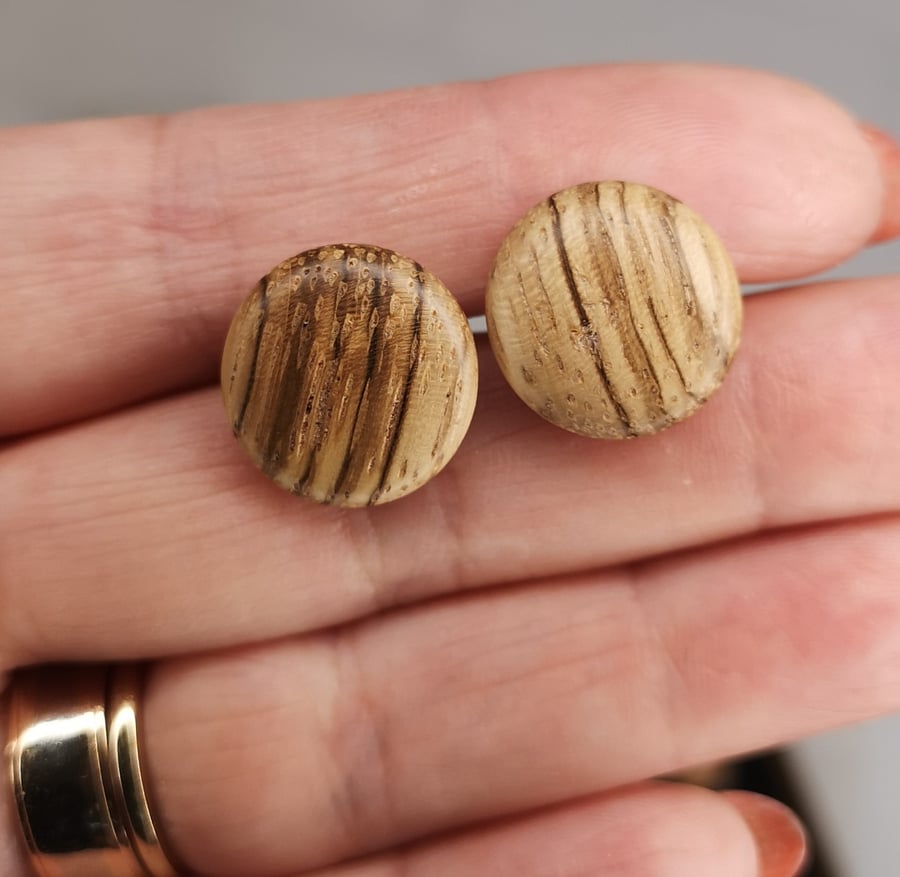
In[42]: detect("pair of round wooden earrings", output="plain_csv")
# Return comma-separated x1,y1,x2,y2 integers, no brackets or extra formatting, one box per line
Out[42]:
221,181,743,508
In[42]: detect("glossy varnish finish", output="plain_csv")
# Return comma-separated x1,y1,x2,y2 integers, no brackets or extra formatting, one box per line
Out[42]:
222,245,477,506
486,181,743,438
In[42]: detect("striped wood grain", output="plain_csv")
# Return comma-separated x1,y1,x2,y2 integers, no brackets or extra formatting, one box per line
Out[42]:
221,245,477,507
485,181,742,438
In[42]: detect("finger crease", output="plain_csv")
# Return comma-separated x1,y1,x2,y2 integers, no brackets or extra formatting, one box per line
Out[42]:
425,460,470,595
338,509,393,615
326,627,398,849
621,562,694,768
149,111,244,360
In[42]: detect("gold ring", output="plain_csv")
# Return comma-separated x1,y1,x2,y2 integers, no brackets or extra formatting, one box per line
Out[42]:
4,664,181,877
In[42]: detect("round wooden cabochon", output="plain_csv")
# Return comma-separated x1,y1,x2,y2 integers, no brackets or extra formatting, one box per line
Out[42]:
486,181,742,439
222,245,477,507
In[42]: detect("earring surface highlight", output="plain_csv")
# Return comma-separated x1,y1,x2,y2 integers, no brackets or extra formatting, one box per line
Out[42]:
485,181,742,439
222,244,477,507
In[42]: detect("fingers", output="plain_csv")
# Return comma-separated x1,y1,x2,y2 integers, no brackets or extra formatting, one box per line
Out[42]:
0,763,797,877
0,64,884,434
3,275,900,664
138,515,900,874
723,792,809,877
308,784,780,877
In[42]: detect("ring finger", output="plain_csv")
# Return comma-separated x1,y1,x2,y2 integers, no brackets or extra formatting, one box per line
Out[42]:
2,275,900,665
4,514,883,876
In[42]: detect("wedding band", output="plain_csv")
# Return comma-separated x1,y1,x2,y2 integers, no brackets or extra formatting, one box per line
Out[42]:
4,664,181,877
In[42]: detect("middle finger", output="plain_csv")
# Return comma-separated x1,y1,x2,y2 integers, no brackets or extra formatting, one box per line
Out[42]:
1,275,899,664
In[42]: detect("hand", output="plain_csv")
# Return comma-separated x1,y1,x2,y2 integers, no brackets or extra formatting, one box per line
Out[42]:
2,64,897,877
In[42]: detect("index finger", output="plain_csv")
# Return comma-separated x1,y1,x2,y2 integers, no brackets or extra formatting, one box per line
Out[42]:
0,64,885,435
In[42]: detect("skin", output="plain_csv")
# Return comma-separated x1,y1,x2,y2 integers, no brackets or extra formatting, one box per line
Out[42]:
0,63,897,876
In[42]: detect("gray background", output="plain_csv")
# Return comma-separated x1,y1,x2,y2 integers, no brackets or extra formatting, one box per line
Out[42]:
2,2,898,875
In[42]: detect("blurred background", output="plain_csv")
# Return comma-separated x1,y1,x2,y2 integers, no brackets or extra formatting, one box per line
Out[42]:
2,1,897,874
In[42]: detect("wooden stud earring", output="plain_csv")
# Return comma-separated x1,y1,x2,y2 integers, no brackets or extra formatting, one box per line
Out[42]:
221,244,478,507
485,181,743,438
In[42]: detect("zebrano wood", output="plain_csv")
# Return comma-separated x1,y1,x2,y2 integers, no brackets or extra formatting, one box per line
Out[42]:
222,245,477,507
486,181,742,438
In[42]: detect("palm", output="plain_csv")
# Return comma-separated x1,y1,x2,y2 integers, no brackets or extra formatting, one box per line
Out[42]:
1,64,897,877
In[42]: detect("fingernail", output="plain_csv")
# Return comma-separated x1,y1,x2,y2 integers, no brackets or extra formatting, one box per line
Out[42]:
861,124,900,244
723,790,808,877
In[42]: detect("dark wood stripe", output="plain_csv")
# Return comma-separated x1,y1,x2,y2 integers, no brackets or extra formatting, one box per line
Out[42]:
328,267,386,499
264,262,332,477
624,194,698,397
548,195,635,434
654,206,714,397
592,185,667,399
234,277,269,433
330,252,396,498
549,196,588,323
643,290,696,398
310,256,353,452
527,248,560,334
372,265,424,503
312,259,360,476
656,199,709,351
